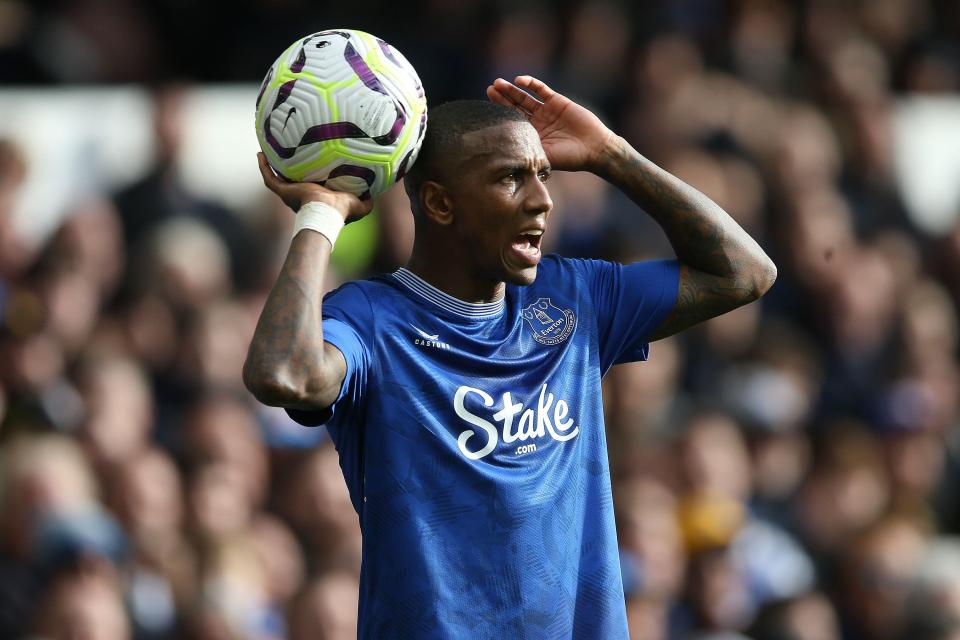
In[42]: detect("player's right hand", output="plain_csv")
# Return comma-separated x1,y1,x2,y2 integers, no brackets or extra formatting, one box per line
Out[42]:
257,152,374,223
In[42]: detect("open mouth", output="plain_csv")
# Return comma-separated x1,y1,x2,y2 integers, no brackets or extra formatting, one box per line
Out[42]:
509,229,544,267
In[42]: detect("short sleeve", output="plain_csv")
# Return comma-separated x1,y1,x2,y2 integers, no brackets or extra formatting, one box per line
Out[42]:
572,258,679,372
285,284,373,427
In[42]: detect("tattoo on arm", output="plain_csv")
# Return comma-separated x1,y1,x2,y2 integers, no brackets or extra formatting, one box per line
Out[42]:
649,265,755,340
244,232,345,409
599,138,776,338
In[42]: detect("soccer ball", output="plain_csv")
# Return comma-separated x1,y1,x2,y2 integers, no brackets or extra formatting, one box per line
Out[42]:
255,29,427,199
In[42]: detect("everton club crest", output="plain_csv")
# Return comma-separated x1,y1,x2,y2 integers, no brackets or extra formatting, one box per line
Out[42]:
522,298,576,345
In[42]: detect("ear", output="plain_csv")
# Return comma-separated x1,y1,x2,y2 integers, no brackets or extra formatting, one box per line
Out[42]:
420,181,454,225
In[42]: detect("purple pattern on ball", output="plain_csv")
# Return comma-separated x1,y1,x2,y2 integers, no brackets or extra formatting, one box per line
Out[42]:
322,163,376,199
395,148,414,182
343,41,408,146
300,122,367,145
372,115,406,146
344,42,387,95
263,80,300,158
265,112,368,159
290,46,308,72
274,79,296,108
395,112,427,183
376,39,402,68
328,164,376,185
255,66,273,109
377,38,424,99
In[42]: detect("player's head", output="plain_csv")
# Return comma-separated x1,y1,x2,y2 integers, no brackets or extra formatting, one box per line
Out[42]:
404,100,553,286
404,101,529,201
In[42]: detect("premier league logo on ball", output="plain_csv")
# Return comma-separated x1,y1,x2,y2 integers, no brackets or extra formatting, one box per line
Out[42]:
522,298,576,345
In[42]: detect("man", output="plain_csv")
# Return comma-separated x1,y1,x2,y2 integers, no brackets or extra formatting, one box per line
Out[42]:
244,75,775,638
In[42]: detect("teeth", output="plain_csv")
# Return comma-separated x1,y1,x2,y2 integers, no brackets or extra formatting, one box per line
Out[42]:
527,230,544,236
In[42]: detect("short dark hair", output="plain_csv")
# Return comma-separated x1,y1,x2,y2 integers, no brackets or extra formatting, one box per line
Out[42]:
404,100,528,209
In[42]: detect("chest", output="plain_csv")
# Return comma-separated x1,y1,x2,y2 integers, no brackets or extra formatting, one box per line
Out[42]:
365,296,599,463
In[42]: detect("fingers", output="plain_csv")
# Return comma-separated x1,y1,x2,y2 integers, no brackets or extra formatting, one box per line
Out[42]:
257,152,372,220
488,78,541,116
257,152,282,193
356,198,375,217
486,85,530,118
513,75,556,101
486,84,512,108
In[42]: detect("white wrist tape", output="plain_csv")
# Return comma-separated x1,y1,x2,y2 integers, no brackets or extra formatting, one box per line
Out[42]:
293,201,346,246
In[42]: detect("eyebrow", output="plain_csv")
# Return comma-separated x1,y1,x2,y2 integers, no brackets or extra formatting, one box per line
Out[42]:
488,160,551,174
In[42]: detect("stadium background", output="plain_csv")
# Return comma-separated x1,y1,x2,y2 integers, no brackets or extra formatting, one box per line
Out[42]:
2,0,960,638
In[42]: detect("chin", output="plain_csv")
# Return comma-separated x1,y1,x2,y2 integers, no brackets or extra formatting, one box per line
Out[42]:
505,266,538,286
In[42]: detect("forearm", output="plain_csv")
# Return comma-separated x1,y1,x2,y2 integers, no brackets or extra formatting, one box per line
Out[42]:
596,136,775,294
243,231,342,409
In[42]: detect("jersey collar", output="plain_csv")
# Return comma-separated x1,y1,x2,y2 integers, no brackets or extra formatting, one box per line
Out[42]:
391,268,505,319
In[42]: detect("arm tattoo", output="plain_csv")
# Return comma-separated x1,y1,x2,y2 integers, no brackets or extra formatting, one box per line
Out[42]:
244,233,344,408
599,138,776,339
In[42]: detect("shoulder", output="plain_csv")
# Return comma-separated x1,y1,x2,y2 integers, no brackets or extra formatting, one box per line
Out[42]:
536,254,595,280
536,254,617,286
323,274,402,304
322,275,411,329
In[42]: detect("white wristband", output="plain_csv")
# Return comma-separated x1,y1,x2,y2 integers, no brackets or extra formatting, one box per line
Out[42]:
293,201,346,246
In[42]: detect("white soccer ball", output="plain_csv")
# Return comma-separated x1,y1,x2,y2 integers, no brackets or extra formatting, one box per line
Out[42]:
255,29,428,199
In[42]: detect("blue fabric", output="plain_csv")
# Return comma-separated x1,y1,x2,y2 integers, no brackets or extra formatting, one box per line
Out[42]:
288,255,678,639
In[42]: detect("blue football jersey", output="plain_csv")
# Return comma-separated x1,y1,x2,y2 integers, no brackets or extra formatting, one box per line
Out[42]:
288,255,679,639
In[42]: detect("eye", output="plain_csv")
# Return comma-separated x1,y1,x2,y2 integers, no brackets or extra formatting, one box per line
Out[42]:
537,169,551,182
500,172,520,185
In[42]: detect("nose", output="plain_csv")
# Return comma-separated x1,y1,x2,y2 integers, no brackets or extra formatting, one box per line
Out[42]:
524,176,553,215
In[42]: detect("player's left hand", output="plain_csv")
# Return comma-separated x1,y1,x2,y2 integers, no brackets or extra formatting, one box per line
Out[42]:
486,75,615,173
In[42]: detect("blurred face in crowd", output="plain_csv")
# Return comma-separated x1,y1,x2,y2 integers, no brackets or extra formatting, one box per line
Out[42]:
774,106,842,189
191,535,273,639
54,199,126,297
751,592,841,640
680,413,752,502
0,331,66,395
903,281,958,363
288,571,360,640
189,462,254,538
142,217,231,310
42,271,100,356
602,337,681,436
183,300,255,390
0,139,32,277
110,446,183,540
798,424,890,554
280,444,360,567
841,518,928,640
687,548,754,631
78,356,153,466
298,445,357,537
184,395,268,505
831,247,898,354
0,435,98,559
785,593,843,640
250,514,305,605
616,478,686,600
626,596,671,640
786,186,856,294
34,571,130,640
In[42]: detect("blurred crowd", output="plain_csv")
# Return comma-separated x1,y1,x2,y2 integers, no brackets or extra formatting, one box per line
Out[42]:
2,0,960,639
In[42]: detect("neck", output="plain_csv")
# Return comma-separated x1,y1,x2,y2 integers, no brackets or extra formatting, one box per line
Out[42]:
406,236,505,304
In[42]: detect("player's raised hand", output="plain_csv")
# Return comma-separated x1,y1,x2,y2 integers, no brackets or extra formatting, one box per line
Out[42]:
257,152,374,222
486,76,615,173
